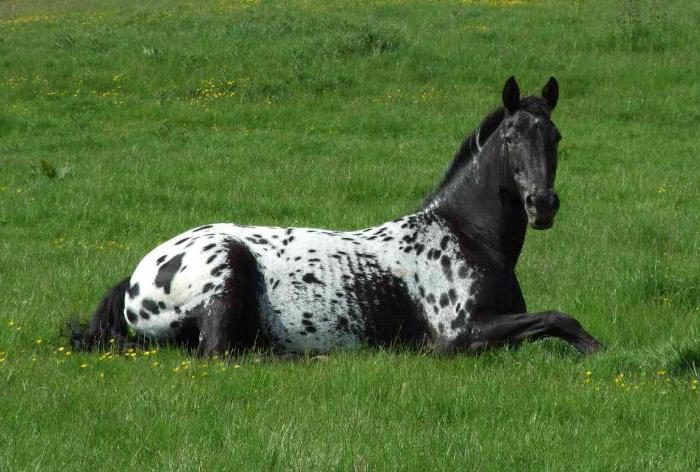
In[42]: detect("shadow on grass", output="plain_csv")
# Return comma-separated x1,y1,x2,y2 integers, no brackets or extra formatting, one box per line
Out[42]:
667,347,700,377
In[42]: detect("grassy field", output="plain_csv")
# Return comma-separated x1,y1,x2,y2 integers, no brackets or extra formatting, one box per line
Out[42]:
1,0,699,469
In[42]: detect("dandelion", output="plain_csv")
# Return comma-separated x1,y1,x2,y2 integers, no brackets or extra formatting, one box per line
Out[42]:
657,186,667,193
35,338,43,345
656,369,667,376
8,321,14,327
80,363,88,368
57,346,65,352
98,372,105,379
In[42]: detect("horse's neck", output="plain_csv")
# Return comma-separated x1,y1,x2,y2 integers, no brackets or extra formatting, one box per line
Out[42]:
432,137,527,269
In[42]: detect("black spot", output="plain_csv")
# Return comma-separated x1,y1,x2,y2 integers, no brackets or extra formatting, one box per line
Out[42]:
303,312,313,319
414,273,419,283
439,293,449,307
305,325,317,333
440,236,449,250
158,301,166,309
414,244,425,255
337,316,350,331
202,283,214,293
431,249,442,260
210,263,227,276
193,225,213,232
458,265,469,279
155,253,184,294
156,255,167,265
301,319,314,326
272,280,280,290
448,289,457,304
308,258,320,262
202,243,216,252
206,254,217,264
418,286,425,298
382,237,394,242
139,310,150,320
127,283,140,298
170,321,181,329
451,309,467,330
175,237,189,246
308,249,316,253
426,293,436,304
174,306,181,314
126,310,137,323
142,299,160,315
441,255,453,281
302,273,324,285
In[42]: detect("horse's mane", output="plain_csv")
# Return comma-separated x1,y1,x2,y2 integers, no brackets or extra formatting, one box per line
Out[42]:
422,96,550,209
422,106,505,208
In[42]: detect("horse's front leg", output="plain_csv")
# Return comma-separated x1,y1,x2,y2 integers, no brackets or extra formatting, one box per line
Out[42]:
457,311,602,355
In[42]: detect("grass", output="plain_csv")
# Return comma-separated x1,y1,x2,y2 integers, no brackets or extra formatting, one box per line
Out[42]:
1,0,699,469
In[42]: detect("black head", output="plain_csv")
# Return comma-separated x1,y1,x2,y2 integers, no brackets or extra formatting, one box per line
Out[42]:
501,76,561,230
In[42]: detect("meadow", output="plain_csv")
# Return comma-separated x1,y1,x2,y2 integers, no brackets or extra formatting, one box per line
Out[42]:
1,0,699,469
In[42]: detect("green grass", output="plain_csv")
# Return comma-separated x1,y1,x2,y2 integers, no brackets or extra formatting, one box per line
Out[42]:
1,0,699,469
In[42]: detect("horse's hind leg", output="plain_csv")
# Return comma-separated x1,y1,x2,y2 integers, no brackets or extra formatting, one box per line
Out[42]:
195,240,264,357
195,296,238,357
467,311,602,355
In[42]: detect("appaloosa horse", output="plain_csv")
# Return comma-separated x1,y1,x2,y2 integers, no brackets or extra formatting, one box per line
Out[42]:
71,77,602,356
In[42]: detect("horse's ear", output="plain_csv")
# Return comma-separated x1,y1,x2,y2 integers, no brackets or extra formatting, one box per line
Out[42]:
542,76,559,111
502,76,521,112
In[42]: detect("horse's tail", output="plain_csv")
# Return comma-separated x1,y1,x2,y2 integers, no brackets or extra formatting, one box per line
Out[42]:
67,278,131,351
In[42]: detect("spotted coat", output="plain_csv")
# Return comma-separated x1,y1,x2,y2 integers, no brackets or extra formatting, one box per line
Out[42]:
124,211,477,353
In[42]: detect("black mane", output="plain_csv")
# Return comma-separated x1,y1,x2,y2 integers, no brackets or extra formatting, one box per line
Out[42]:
423,96,551,209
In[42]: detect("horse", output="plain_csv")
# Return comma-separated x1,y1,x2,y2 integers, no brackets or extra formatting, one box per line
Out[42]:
69,76,602,357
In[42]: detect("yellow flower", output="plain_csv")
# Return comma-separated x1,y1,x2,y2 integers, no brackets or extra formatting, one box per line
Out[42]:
80,363,88,368
35,338,43,345
99,372,105,379
656,369,667,376
57,346,65,352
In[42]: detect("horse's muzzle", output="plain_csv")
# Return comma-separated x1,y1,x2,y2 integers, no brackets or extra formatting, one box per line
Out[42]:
524,191,559,230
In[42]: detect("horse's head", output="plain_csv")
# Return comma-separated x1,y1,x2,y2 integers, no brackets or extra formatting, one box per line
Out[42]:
501,76,561,230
